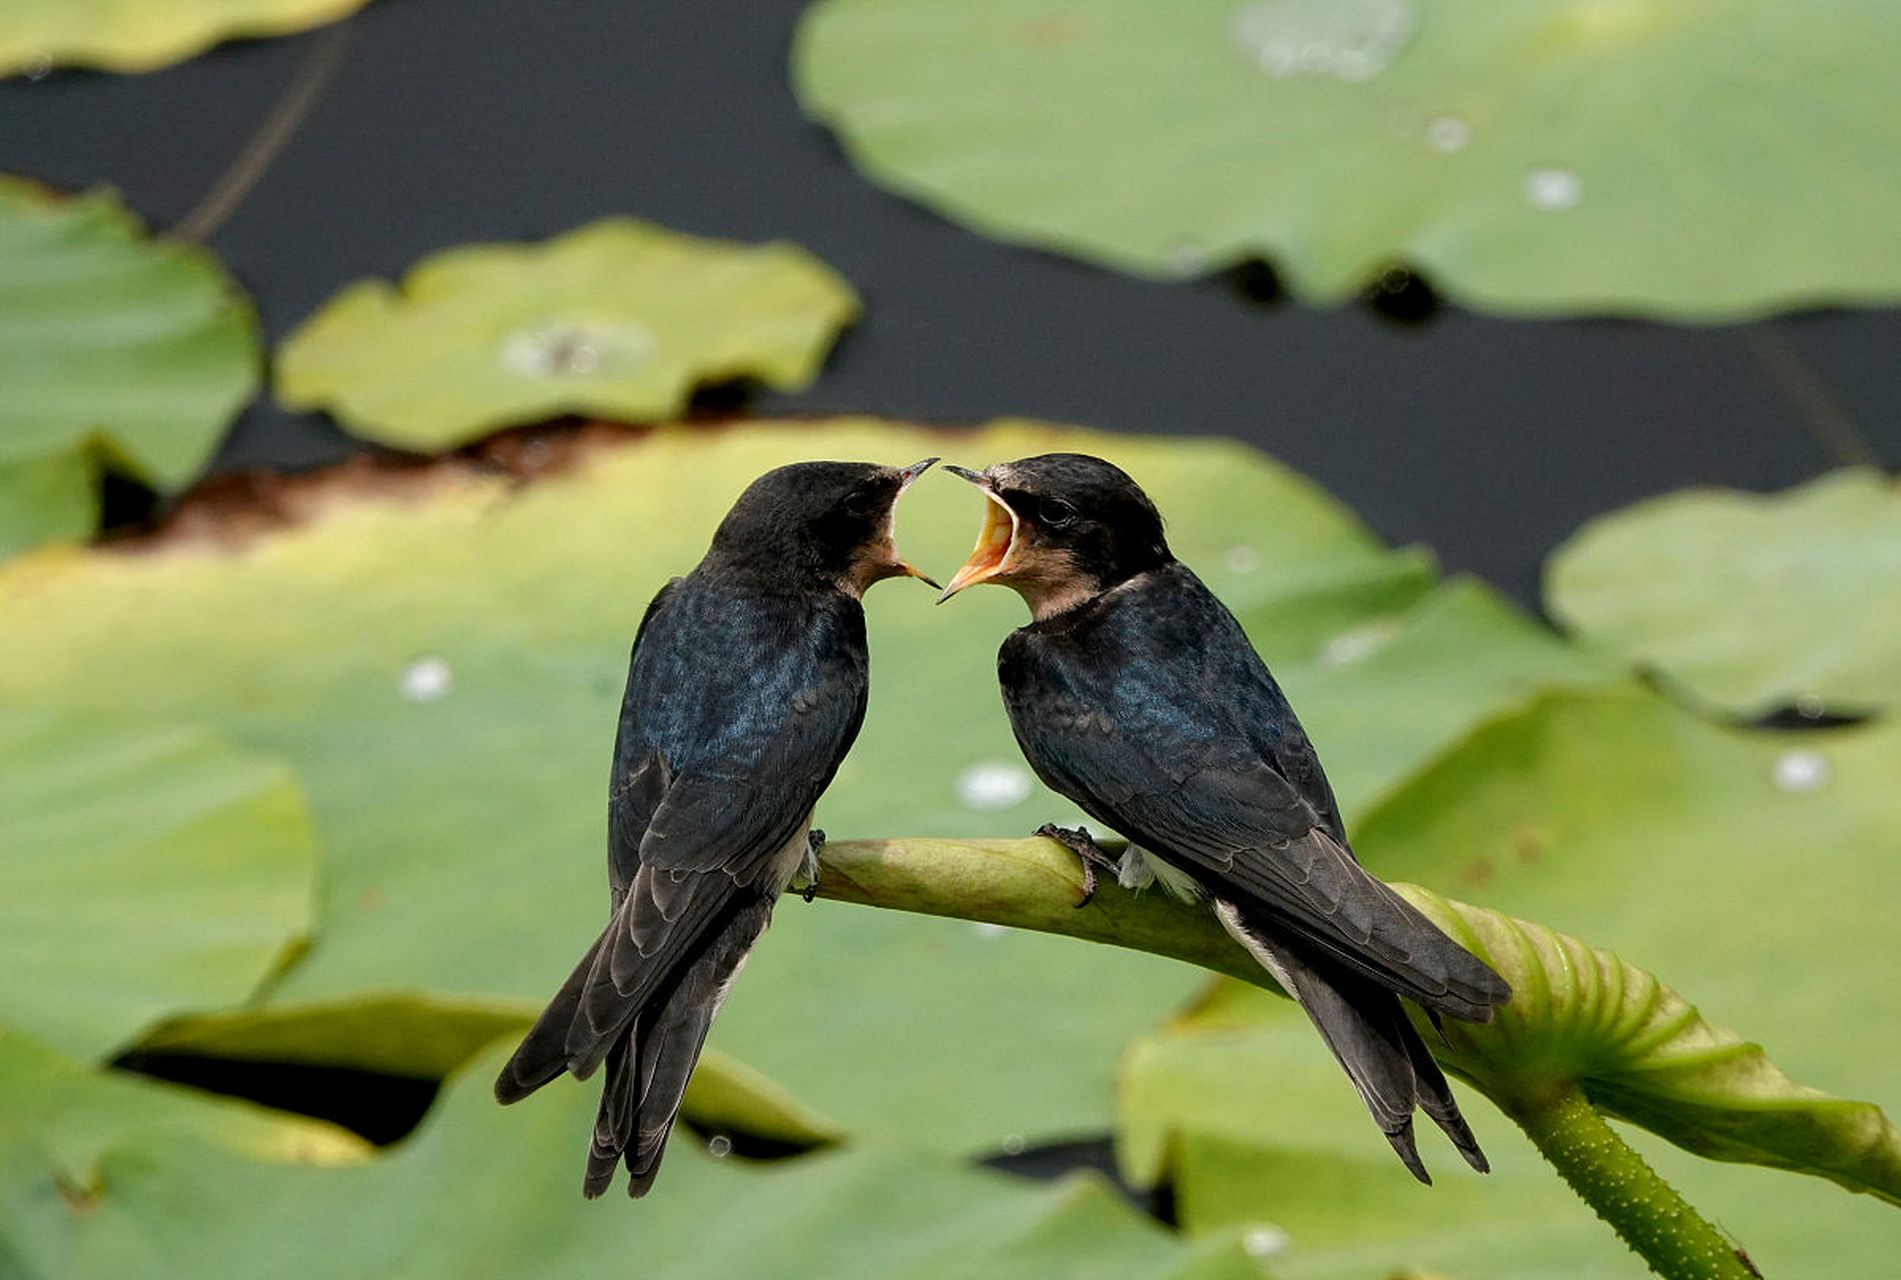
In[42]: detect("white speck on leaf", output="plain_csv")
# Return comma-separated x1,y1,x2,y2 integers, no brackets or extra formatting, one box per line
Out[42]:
399,656,454,703
1525,168,1583,211
1772,749,1828,793
500,320,652,379
1243,1224,1292,1258
956,761,1033,810
1224,544,1263,575
1425,114,1471,152
1230,0,1416,82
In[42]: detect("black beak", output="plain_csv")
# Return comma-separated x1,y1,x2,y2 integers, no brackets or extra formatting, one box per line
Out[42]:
898,457,940,488
944,464,987,486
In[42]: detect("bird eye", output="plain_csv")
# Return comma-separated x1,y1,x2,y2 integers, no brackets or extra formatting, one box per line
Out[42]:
1038,497,1078,529
841,487,878,520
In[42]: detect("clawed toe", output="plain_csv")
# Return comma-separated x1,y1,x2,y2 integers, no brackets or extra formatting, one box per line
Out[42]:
1033,823,1115,908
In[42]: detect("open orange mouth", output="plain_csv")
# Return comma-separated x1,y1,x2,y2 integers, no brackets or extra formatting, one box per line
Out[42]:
938,469,1019,602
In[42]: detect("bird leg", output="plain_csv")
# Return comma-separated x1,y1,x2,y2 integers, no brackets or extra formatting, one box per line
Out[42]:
1033,823,1119,908
797,829,826,903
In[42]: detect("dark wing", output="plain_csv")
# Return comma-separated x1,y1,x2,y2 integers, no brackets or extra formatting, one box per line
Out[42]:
496,583,868,1106
1002,597,1507,1022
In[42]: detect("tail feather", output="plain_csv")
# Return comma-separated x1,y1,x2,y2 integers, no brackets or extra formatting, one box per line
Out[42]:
622,897,771,1198
582,1032,638,1198
495,928,607,1105
1405,1026,1490,1174
1215,899,1490,1184
496,890,774,1199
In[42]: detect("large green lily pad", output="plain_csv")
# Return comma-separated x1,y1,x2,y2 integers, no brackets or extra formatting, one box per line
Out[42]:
0,418,1607,1152
1547,469,1901,719
0,1039,1258,1280
795,0,1901,319
0,177,260,558
0,0,369,77
276,219,861,450
0,709,317,1061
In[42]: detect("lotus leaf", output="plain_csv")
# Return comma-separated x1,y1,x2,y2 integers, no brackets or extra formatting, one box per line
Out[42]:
0,1039,1259,1280
796,0,1901,319
277,220,861,450
1547,469,1901,718
0,0,369,77
0,177,260,558
0,708,316,1060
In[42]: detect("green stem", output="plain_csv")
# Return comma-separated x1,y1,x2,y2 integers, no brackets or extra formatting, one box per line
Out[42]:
1483,1085,1756,1279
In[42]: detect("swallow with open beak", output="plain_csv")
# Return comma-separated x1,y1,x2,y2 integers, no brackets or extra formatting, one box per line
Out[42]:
938,453,1511,1183
496,457,938,1198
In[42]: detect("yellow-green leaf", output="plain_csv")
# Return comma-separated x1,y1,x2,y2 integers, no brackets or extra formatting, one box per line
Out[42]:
0,0,369,77
276,219,861,450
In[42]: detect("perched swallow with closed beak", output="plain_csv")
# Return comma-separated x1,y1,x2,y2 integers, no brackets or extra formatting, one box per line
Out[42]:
495,458,939,1198
938,453,1510,1182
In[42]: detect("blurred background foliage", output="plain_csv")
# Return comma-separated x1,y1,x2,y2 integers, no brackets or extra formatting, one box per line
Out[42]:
1,1,1898,1278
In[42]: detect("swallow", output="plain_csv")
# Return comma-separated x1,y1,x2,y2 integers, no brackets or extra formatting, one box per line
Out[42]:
938,453,1511,1183
495,457,939,1198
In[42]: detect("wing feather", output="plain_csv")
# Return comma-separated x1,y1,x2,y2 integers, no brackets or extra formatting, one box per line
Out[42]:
1002,573,1508,1021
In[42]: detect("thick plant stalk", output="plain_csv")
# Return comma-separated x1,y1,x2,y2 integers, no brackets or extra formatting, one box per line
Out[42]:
808,836,1901,1279
1501,1083,1759,1279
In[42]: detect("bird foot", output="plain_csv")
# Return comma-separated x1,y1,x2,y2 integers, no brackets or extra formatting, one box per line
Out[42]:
798,829,826,903
1033,823,1118,908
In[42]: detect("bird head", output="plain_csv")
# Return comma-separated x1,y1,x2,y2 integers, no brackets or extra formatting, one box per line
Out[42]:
707,458,940,596
937,453,1171,617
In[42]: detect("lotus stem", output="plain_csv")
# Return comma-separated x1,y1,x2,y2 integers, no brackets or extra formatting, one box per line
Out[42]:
1501,1083,1759,1279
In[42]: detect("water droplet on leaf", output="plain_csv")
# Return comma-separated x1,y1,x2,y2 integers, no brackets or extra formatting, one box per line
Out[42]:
398,656,454,703
1166,239,1208,278
500,320,652,379
707,1134,733,1158
1318,622,1395,669
1243,1224,1292,1257
956,761,1033,810
1425,114,1471,152
1524,168,1583,211
1224,544,1263,574
1772,749,1828,793
1230,0,1416,82
1000,1133,1026,1155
